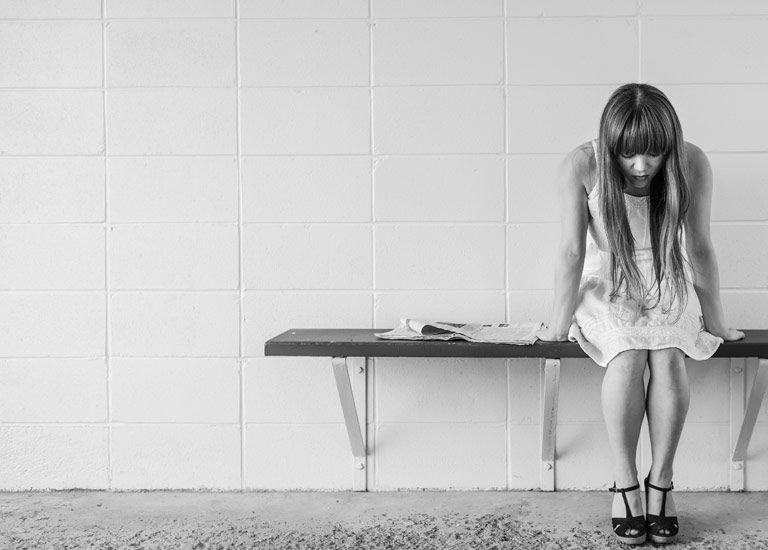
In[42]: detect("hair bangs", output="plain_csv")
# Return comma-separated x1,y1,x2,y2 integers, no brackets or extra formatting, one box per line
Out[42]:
611,105,674,157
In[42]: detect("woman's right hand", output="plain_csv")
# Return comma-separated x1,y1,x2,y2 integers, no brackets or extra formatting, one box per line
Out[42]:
536,324,570,342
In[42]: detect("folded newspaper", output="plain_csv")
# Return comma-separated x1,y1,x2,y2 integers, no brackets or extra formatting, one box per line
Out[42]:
376,319,542,345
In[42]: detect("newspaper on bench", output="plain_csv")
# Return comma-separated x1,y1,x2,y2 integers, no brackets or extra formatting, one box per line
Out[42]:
375,319,542,345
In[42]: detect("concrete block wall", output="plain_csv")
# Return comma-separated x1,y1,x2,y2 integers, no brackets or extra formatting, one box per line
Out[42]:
0,0,766,491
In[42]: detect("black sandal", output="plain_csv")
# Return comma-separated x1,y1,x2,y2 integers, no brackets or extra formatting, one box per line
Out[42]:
609,482,647,545
644,476,679,544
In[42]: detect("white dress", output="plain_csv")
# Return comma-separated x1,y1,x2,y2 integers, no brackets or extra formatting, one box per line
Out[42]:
568,141,722,367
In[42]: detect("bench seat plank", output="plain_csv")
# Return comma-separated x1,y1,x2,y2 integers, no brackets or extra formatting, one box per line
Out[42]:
265,328,768,359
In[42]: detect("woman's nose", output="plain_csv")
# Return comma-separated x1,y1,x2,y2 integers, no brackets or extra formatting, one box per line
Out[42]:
633,156,647,171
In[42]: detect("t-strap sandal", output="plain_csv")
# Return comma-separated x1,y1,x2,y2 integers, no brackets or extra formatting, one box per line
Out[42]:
609,482,647,545
644,477,679,544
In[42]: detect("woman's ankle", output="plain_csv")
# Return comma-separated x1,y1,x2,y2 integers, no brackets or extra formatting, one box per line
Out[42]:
646,467,674,487
614,469,639,488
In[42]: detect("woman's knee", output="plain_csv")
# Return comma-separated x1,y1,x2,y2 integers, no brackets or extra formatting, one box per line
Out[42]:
648,348,689,389
648,348,686,372
607,350,648,380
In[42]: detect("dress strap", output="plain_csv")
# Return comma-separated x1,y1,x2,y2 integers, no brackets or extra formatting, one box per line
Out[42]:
588,140,600,197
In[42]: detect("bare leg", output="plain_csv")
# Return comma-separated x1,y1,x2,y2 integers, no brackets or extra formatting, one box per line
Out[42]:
646,347,689,536
602,349,649,531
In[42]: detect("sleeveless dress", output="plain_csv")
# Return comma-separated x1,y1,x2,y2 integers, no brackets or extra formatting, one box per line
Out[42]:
567,141,722,367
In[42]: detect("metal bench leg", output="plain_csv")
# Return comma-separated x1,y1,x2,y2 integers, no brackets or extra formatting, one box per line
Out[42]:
731,358,768,490
332,356,367,491
541,358,561,491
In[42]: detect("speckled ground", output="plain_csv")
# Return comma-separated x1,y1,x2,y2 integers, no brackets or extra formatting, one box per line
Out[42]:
0,491,766,549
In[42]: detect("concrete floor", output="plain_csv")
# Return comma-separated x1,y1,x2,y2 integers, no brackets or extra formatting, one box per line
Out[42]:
0,490,766,549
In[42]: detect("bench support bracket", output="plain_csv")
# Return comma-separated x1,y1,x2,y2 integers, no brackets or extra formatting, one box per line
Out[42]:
730,357,768,490
540,358,561,491
332,356,367,491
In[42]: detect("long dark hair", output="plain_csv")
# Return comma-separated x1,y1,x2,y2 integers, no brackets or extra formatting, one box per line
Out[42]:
597,83,691,315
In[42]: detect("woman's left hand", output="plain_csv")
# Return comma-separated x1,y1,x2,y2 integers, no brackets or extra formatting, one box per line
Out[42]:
703,317,745,341
716,327,746,341
708,326,745,341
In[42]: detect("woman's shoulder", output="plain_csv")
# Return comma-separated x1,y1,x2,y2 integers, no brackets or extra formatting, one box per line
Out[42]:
683,141,712,190
566,140,596,165
560,140,597,194
683,141,706,164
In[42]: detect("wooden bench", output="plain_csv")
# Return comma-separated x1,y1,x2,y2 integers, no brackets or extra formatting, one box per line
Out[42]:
264,328,768,492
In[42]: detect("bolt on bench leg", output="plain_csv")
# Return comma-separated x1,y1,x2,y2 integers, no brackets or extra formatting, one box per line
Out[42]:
332,356,367,491
540,358,561,491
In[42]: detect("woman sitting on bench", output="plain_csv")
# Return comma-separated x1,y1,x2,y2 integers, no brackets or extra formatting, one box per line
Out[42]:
537,83,743,545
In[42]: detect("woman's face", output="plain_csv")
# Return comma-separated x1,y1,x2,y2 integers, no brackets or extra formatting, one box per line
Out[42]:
617,153,664,193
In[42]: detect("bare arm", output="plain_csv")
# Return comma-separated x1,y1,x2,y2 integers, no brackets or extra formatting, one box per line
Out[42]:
538,146,590,341
683,143,744,341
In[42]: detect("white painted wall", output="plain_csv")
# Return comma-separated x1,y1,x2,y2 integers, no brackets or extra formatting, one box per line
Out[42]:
0,0,766,491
